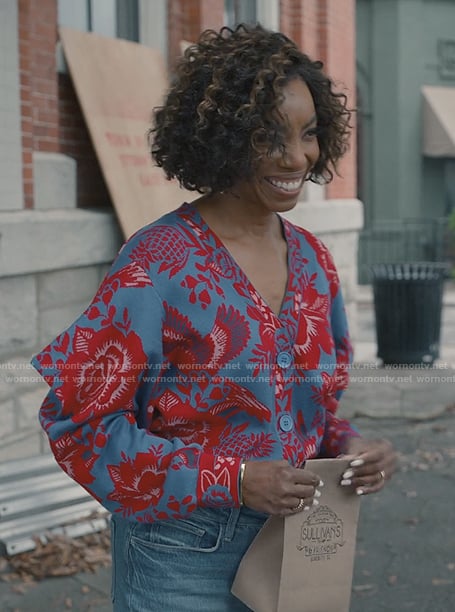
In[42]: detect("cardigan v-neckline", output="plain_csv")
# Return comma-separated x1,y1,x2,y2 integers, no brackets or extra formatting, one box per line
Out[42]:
181,202,296,322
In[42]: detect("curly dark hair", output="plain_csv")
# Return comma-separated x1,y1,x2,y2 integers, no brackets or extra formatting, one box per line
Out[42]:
150,23,352,193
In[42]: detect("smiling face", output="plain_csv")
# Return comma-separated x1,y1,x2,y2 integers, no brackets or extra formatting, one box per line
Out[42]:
230,77,320,214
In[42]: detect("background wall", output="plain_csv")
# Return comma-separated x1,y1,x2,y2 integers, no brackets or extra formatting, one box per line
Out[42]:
357,0,455,225
0,0,361,460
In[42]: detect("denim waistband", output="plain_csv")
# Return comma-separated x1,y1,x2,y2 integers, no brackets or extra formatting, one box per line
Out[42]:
185,505,268,538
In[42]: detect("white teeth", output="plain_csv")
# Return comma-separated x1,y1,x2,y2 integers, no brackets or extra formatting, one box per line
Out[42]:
269,178,302,192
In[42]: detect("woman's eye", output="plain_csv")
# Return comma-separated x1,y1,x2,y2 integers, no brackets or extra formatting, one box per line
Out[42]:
303,127,319,140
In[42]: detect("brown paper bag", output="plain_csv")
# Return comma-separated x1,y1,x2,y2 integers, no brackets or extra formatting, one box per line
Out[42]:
231,459,361,612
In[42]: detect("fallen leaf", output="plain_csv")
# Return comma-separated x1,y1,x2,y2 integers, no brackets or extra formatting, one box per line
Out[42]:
0,573,16,582
5,528,111,581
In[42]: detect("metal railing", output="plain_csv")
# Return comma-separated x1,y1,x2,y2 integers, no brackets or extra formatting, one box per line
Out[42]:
358,217,452,284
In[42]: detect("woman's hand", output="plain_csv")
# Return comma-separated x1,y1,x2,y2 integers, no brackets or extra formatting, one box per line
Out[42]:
241,460,323,516
338,437,397,495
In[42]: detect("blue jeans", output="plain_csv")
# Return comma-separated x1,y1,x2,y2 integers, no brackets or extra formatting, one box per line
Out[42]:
111,506,268,611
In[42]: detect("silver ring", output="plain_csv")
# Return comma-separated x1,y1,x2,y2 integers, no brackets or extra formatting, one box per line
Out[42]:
292,498,306,512
379,470,386,481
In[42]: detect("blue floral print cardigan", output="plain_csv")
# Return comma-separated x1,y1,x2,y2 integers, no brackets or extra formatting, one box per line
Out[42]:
32,202,359,522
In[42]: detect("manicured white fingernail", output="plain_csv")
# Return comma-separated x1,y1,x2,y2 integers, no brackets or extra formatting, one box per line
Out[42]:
356,488,364,495
340,479,352,486
342,469,354,479
350,459,364,467
318,480,324,487
312,499,319,506
314,489,321,498
304,505,311,511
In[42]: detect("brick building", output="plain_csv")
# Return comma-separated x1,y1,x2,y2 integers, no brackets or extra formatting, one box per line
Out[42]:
0,0,362,461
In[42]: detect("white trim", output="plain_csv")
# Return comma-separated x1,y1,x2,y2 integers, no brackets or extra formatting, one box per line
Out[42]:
256,0,279,30
91,0,117,38
139,0,167,60
57,0,88,31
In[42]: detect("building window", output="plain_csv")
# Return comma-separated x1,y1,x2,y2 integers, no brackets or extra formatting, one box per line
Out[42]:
225,0,257,27
224,1,279,31
58,0,138,42
438,39,455,81
116,0,139,42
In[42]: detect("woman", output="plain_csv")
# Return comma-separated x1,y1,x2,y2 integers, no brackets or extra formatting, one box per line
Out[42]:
33,24,396,611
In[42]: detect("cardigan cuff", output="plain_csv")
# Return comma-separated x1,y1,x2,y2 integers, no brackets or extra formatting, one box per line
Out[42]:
196,454,243,508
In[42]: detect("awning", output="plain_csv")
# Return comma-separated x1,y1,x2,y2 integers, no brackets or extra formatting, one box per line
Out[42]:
421,86,455,157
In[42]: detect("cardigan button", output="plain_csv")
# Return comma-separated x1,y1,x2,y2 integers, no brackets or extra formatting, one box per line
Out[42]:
278,414,294,432
276,351,293,368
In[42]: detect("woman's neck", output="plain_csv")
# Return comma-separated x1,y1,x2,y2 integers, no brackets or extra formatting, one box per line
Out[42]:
193,192,282,243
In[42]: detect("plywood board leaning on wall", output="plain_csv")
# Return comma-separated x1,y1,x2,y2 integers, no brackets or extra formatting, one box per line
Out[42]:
59,27,191,238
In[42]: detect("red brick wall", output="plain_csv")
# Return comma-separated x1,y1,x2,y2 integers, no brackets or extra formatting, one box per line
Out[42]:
18,0,109,209
17,0,356,210
18,0,59,208
168,0,224,68
320,0,357,199
280,0,357,198
280,0,319,59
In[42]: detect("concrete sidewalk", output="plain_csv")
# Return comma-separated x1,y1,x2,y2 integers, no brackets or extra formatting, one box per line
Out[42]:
343,282,455,612
1,291,454,611
347,391,454,612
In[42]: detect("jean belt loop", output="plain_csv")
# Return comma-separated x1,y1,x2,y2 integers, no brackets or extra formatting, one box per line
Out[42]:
223,508,241,542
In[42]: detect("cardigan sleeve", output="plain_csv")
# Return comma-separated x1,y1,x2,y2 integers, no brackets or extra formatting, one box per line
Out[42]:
32,260,242,522
319,275,361,458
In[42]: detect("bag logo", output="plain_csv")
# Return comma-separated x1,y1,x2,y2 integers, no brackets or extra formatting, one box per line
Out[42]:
297,505,345,561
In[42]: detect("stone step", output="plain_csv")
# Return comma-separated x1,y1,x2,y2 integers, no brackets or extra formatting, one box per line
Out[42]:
0,454,108,556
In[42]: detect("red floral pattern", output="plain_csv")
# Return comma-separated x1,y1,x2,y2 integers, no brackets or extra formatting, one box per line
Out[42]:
33,202,358,522
107,449,167,516
57,324,146,423
294,282,334,370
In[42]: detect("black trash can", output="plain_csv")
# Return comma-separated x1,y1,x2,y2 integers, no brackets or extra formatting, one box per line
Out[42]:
371,262,447,365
